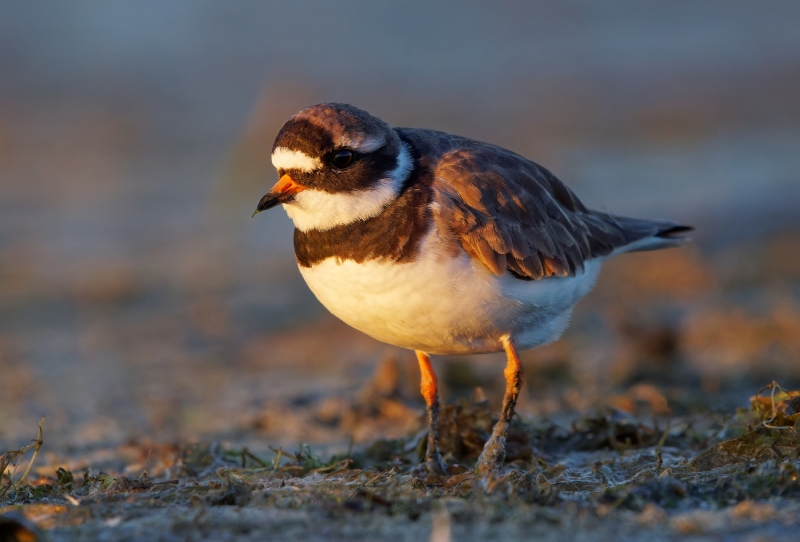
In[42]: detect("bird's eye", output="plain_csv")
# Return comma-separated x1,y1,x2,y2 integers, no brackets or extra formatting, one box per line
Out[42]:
332,149,355,169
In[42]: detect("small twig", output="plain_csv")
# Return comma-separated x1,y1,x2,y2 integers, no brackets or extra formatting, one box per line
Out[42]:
358,471,387,492
313,458,352,476
765,380,780,425
16,416,45,485
144,449,152,478
350,460,400,497
269,445,297,463
753,381,797,430
1,452,16,479
655,418,670,475
243,449,268,468
3,416,45,490
0,452,22,490
762,422,795,431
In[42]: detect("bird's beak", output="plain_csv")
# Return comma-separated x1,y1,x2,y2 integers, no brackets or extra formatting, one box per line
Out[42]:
252,174,306,217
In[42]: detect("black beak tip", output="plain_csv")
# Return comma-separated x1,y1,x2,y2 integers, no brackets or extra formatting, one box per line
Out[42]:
253,193,281,217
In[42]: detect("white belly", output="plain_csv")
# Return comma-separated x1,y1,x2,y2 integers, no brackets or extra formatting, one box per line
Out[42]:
298,233,603,355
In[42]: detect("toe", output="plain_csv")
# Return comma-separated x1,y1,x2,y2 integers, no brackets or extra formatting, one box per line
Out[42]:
413,455,449,481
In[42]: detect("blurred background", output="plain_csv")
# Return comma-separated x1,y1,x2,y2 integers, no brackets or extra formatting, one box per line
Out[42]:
1,1,800,468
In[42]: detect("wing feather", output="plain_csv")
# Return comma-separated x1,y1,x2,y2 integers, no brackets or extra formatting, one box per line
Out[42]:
395,127,691,280
429,141,685,279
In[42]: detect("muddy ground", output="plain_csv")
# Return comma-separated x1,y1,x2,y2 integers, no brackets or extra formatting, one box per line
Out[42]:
8,402,800,542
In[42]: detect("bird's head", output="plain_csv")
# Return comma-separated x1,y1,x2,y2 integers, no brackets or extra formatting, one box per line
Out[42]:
253,103,412,231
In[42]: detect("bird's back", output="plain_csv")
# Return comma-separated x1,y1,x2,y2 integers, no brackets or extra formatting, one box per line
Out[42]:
396,127,692,280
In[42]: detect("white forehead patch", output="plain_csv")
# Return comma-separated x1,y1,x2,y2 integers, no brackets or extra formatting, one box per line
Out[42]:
283,143,413,232
271,147,321,173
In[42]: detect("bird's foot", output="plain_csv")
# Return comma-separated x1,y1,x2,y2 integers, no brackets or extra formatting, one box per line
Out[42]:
413,452,449,481
474,429,507,476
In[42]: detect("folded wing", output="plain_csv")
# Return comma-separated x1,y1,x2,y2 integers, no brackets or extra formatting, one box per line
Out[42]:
432,144,691,279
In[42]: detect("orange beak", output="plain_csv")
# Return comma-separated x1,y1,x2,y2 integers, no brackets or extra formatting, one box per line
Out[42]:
253,174,306,217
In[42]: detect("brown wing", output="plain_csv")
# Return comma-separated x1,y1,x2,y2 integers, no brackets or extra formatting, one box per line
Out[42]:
430,141,686,279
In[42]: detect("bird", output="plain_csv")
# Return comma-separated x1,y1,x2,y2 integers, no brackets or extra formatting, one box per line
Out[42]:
253,103,692,475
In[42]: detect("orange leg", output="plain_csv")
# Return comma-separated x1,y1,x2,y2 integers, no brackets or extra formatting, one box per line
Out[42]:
475,336,524,474
416,351,448,474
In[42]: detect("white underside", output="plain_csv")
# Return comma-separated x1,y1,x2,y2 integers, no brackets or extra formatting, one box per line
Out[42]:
298,228,603,355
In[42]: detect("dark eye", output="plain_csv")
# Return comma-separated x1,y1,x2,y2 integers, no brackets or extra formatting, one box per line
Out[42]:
332,149,355,169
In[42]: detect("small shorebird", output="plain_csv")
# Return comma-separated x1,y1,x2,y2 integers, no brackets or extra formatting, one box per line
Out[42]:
253,103,691,475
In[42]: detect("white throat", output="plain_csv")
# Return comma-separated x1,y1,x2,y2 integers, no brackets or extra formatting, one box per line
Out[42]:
281,143,413,232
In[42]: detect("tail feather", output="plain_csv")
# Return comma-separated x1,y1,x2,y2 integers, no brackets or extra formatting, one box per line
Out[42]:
655,224,694,240
601,214,693,255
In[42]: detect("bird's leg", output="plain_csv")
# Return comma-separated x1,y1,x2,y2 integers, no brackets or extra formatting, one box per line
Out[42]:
415,350,448,475
475,336,523,474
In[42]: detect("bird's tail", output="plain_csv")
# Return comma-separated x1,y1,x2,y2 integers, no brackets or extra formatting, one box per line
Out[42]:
604,215,694,255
